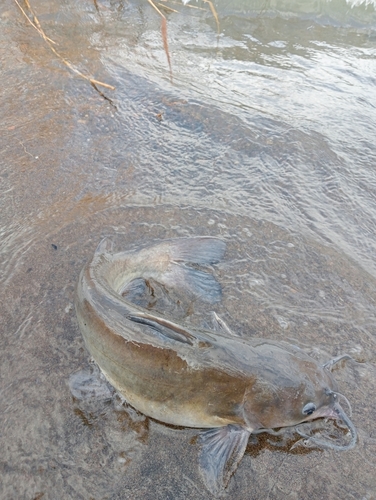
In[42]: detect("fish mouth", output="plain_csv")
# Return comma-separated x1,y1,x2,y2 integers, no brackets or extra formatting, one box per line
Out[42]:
296,403,357,451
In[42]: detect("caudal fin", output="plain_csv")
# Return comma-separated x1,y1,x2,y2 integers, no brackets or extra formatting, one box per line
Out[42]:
96,236,226,304
167,237,226,266
161,237,226,304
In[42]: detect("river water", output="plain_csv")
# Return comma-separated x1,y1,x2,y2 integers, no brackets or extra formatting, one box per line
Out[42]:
1,0,376,498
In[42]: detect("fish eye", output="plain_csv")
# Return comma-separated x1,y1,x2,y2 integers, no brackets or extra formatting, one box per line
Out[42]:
302,402,316,416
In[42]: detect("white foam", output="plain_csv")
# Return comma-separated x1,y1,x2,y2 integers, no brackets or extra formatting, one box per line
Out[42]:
345,0,376,7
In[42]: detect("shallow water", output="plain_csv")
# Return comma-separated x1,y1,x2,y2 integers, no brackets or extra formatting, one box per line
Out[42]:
1,0,376,498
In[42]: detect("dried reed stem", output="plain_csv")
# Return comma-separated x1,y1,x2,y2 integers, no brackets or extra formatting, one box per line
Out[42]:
14,0,115,92
147,0,173,79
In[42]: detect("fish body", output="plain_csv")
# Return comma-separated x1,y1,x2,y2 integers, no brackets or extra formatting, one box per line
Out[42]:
75,237,356,492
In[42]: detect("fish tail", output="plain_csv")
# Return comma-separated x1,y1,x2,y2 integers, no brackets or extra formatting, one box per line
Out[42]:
96,237,226,304
167,236,226,266
152,237,226,304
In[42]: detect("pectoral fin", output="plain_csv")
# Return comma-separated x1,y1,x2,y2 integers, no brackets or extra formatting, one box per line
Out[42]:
127,312,196,345
199,425,250,494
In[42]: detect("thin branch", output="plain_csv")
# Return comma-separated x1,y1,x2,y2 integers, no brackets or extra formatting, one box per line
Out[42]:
14,0,115,93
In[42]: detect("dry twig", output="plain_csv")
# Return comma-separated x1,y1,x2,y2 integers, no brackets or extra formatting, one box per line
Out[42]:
147,0,173,79
14,0,115,96
203,0,220,34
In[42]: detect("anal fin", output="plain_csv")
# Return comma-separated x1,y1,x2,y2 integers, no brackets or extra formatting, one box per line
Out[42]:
69,365,115,401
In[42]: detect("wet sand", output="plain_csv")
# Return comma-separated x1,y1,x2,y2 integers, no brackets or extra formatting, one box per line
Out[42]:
1,0,376,498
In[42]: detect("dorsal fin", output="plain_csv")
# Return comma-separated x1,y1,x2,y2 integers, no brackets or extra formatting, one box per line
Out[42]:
211,312,240,337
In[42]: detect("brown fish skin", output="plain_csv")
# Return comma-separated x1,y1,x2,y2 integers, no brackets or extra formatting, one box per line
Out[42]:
75,237,356,493
76,264,337,430
76,296,248,429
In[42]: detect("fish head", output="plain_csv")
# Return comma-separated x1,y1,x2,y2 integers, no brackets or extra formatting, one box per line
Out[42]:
241,344,357,450
242,345,342,430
